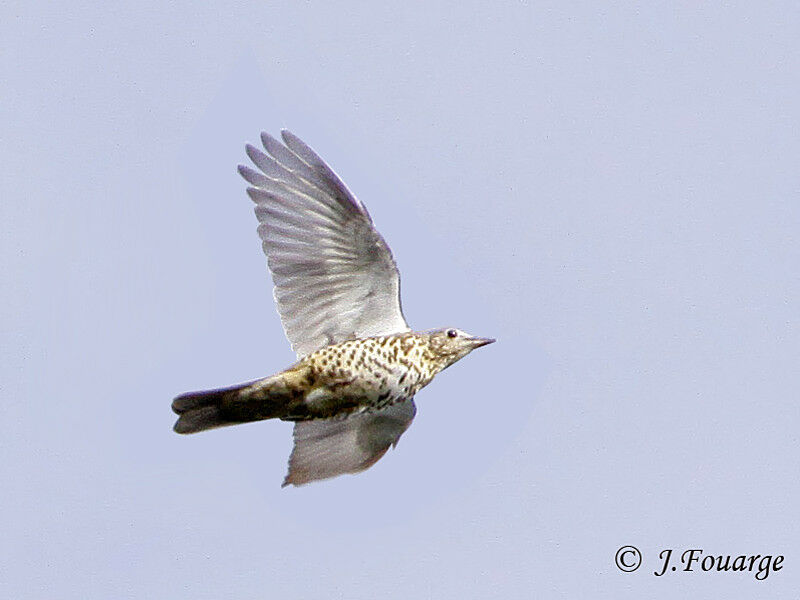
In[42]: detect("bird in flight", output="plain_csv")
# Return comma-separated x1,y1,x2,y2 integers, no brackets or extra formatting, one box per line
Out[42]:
172,130,494,486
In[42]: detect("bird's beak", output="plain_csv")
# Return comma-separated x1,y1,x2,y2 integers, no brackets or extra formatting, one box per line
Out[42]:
469,336,496,349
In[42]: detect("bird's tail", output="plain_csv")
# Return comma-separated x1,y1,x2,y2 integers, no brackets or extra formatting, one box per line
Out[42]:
171,377,292,434
172,385,242,434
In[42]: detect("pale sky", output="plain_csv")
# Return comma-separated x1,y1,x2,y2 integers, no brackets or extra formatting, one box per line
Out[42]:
2,3,798,598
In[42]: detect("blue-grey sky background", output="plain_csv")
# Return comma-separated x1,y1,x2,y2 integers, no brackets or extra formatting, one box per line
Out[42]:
2,3,798,598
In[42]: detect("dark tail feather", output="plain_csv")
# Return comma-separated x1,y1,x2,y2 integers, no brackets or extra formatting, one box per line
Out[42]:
172,377,294,434
172,384,249,434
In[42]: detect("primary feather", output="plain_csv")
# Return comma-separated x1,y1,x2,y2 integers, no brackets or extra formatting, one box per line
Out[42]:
238,130,409,358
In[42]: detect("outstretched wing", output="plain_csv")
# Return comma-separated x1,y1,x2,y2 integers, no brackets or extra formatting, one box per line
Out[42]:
239,131,409,357
283,400,417,487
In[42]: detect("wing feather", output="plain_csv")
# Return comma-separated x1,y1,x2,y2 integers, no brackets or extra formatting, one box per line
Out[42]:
240,131,409,356
283,400,416,486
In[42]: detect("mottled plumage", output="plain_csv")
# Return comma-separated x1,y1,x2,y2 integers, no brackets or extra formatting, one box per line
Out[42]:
173,130,494,486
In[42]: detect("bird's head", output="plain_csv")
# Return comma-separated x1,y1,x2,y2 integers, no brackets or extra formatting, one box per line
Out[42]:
426,328,495,369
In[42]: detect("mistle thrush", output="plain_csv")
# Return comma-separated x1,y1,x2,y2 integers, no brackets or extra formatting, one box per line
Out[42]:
172,130,494,486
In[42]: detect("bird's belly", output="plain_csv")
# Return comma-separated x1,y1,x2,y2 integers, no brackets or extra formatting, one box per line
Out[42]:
300,363,417,418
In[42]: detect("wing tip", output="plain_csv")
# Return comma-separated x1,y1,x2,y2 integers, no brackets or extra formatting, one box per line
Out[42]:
261,131,280,151
239,165,269,189
280,129,295,144
244,142,263,163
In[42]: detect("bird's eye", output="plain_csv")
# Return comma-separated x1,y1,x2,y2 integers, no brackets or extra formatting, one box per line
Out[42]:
447,329,458,338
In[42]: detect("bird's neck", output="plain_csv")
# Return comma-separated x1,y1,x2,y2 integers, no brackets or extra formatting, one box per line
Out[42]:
401,333,450,381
